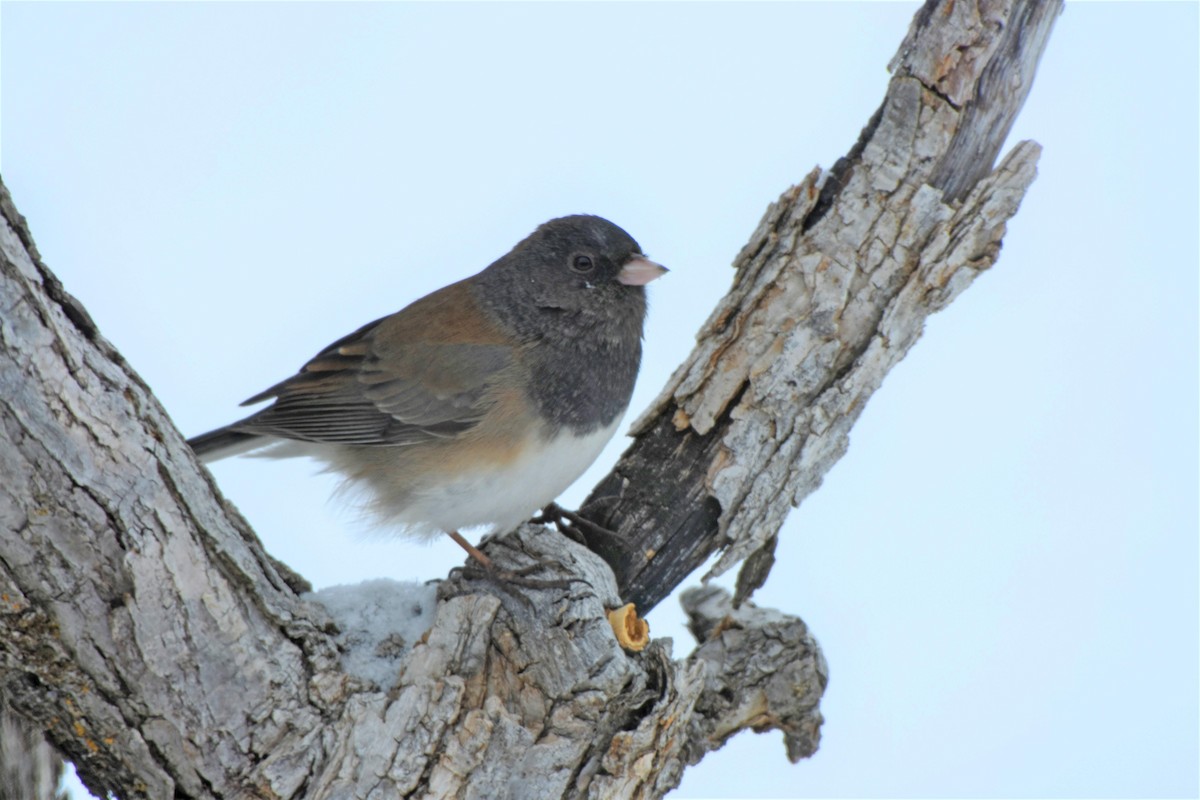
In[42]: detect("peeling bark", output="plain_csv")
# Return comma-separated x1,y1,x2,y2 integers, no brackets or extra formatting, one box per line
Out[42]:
0,1,1059,797
583,0,1059,612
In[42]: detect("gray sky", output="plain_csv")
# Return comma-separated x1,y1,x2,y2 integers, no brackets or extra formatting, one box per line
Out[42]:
3,2,1196,798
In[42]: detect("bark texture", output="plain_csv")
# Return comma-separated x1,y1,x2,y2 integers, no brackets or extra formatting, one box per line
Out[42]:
583,0,1059,611
0,1,1059,797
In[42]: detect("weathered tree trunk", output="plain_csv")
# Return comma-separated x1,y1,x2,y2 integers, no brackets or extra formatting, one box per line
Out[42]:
0,2,1059,798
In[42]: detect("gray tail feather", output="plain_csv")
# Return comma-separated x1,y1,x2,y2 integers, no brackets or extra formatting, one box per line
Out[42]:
187,427,263,463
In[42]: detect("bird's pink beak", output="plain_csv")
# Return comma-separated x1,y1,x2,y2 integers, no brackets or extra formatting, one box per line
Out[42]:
617,256,668,286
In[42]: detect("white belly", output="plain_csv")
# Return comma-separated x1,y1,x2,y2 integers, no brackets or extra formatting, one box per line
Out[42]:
401,419,621,538
248,418,623,541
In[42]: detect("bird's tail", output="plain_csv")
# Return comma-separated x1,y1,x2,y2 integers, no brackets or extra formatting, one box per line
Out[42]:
187,427,263,464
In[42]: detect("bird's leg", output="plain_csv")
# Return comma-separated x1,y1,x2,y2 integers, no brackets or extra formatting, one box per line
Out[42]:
447,529,494,569
447,529,580,591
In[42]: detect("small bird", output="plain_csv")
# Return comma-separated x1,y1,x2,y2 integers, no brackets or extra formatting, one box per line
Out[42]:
188,215,666,565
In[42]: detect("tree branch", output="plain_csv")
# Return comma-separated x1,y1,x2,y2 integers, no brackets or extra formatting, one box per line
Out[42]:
582,0,1059,612
0,178,346,796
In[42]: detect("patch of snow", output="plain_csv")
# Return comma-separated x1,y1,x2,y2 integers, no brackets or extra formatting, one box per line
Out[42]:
307,579,438,691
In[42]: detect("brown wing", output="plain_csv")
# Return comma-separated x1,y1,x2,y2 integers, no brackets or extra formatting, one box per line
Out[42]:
232,281,517,447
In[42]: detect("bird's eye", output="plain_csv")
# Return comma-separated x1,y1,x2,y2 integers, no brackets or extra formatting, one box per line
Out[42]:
570,253,595,274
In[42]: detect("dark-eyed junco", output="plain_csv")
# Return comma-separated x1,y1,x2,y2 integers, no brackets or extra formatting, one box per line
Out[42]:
188,214,665,563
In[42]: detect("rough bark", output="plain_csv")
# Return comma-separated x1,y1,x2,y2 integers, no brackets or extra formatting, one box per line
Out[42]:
0,1,1059,798
582,0,1059,611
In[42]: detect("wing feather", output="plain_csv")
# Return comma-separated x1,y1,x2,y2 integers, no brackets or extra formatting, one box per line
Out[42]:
228,282,518,447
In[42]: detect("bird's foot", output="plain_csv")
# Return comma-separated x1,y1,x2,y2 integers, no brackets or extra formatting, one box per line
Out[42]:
532,502,631,567
533,501,616,546
454,557,582,593
444,529,582,595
